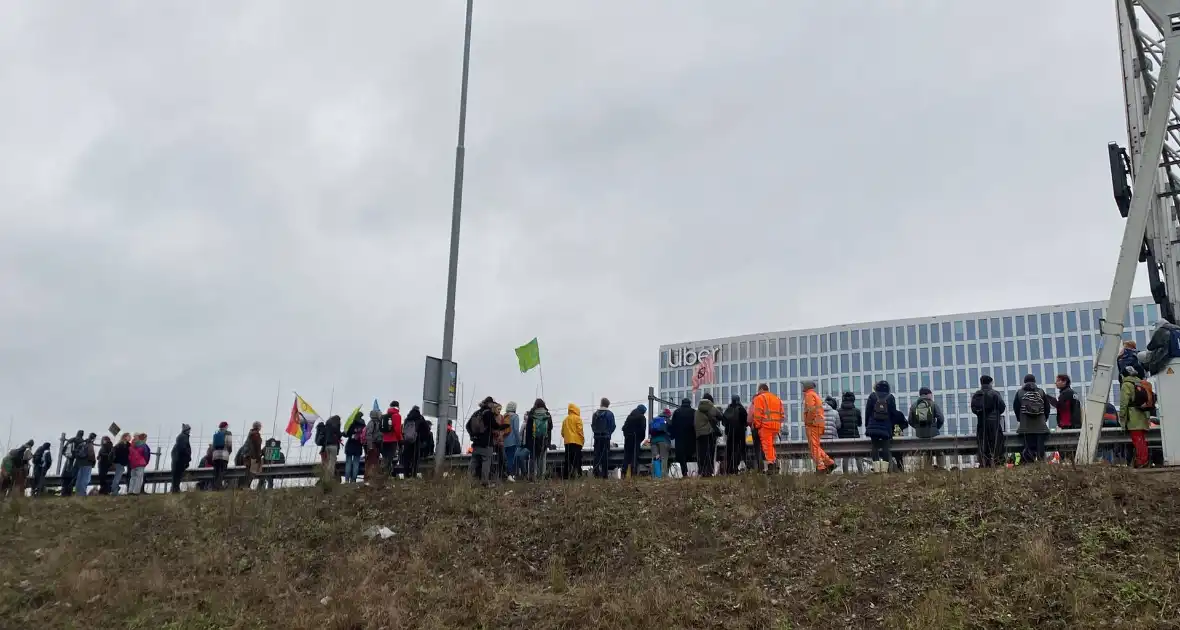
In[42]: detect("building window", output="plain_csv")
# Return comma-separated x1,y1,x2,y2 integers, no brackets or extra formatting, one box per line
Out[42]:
942,322,952,342
1082,334,1093,357
820,334,828,354
790,381,799,399
966,319,976,341
810,358,818,376
1055,337,1066,359
1134,305,1146,327
1053,312,1065,334
1004,341,1015,362
969,367,979,386
1042,337,1053,359
979,343,990,363
1041,313,1052,334
932,347,942,367
919,347,929,367
885,352,895,370
1006,365,1017,387
861,329,871,349
957,369,967,389
919,324,929,344
920,371,931,388
1031,364,1043,384
993,369,1004,388
756,340,766,358
1066,310,1078,333
1030,340,1041,360
771,339,780,358
740,342,748,360
661,372,668,389
1070,361,1082,382
839,331,849,351
677,371,685,388
759,361,769,379
1000,317,1011,337
872,328,882,348
884,327,894,347
930,323,940,343
943,346,953,366
897,349,907,370
1017,339,1028,361
954,344,965,364
789,337,798,355
954,320,965,341
899,373,908,392
820,356,829,376
789,359,797,377
1136,329,1147,349
738,363,747,381
968,344,977,364
908,348,918,368
838,354,848,372
1068,337,1079,358
933,371,943,390
1028,314,1039,335
1083,359,1094,378
907,325,917,345
1014,315,1026,336
851,353,861,372
1079,310,1091,331
1147,303,1160,326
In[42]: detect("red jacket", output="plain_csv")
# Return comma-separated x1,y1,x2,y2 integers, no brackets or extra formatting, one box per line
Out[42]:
128,442,150,469
384,407,403,442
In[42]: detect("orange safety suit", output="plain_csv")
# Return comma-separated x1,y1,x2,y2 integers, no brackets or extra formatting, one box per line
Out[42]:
750,390,784,465
802,389,835,471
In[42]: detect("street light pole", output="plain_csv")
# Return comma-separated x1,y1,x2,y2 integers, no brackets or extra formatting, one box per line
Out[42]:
435,0,475,475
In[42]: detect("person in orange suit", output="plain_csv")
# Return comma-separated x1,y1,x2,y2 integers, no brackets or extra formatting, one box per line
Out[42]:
750,383,783,474
802,381,836,474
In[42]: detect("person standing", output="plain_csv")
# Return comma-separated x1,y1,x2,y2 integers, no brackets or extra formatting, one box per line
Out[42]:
561,403,584,480
468,397,505,485
364,409,384,486
96,436,114,495
31,442,51,496
722,395,748,474
73,433,97,496
670,398,696,477
1012,375,1052,464
489,402,507,481
383,402,403,477
110,433,131,496
621,405,647,478
590,398,616,479
1050,374,1082,431
503,402,522,481
246,421,264,487
322,415,342,483
694,394,722,477
908,387,946,469
170,424,192,493
59,430,84,497
649,408,672,478
802,382,835,474
970,375,1007,467
210,422,233,490
750,384,784,474
127,434,151,495
445,421,462,455
401,406,427,479
1118,365,1154,467
344,418,365,483
525,399,552,481
864,381,904,473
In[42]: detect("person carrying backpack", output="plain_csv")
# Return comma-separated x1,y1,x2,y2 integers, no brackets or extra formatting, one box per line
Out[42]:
110,433,130,496
561,403,585,479
468,397,505,485
170,424,192,494
401,406,427,479
210,422,233,490
1119,364,1154,467
127,434,151,495
72,433,97,497
1012,375,1053,464
503,401,523,481
590,398,616,479
722,395,748,475
31,442,52,497
383,402,403,477
525,399,552,481
649,408,672,478
908,387,945,469
970,375,1007,467
364,409,384,485
864,381,905,473
694,394,723,478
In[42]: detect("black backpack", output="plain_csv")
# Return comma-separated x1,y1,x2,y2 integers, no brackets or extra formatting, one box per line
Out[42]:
1020,389,1045,417
467,409,486,436
872,394,890,422
314,423,326,447
591,410,609,435
380,414,394,433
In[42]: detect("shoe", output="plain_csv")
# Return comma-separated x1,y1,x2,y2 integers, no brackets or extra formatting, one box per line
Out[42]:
507,475,516,483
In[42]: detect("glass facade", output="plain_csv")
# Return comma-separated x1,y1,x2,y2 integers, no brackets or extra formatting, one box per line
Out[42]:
658,297,1157,445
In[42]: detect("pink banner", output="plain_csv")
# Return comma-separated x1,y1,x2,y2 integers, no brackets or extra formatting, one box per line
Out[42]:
691,354,715,391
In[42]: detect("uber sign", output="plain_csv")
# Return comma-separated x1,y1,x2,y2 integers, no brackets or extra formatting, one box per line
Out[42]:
666,345,722,368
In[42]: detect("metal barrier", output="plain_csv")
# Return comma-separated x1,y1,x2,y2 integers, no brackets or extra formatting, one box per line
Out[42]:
35,428,1154,490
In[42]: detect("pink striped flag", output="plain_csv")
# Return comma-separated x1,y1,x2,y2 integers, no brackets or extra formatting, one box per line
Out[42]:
691,353,715,391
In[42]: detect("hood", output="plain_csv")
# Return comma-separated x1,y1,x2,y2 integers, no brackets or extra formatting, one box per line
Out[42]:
698,398,716,414
679,398,692,408
181,424,191,435
874,381,891,394
506,401,517,413
841,392,855,403
633,404,647,415
567,403,581,417
406,408,424,423
1022,382,1038,392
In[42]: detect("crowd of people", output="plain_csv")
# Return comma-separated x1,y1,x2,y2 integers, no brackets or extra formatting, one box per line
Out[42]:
0,342,1161,496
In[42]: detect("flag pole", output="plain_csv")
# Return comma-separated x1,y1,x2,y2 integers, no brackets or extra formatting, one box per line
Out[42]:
269,379,282,438
538,363,545,400
328,386,336,417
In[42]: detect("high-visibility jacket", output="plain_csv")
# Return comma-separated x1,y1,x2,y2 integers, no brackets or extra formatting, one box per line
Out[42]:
750,391,784,432
803,390,825,427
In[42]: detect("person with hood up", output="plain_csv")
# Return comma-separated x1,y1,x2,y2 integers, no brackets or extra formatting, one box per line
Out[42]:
561,403,584,479
1119,364,1154,467
750,384,784,474
970,375,1007,467
621,405,647,478
864,381,905,473
445,421,462,456
127,433,151,495
649,408,672,478
590,398,616,479
694,394,722,477
96,435,114,495
170,424,192,493
383,402,403,477
669,398,697,477
822,397,839,441
468,396,506,485
211,422,233,490
31,442,52,496
908,387,945,469
1012,375,1053,464
524,399,552,481
59,430,84,497
402,406,429,479
722,395,748,475
344,416,365,483
503,401,522,481
110,433,130,496
73,433,97,497
364,409,384,485
802,382,835,474
246,421,265,487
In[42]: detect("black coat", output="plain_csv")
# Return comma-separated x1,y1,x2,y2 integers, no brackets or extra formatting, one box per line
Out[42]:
622,409,647,445
97,442,113,470
723,403,748,439
112,442,130,467
670,404,696,454
837,401,862,439
445,429,461,455
172,431,192,469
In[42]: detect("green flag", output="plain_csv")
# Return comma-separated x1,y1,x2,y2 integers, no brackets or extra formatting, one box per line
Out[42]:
343,404,363,435
515,337,541,373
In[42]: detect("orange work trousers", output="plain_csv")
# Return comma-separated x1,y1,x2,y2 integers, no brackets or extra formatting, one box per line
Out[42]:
806,424,835,470
757,425,779,464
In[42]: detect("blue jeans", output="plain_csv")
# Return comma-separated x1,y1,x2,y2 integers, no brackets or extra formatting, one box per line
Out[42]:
505,446,518,475
110,464,126,496
344,454,361,482
74,466,93,496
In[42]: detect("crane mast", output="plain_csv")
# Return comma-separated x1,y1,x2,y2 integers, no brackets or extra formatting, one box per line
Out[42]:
1078,0,1180,462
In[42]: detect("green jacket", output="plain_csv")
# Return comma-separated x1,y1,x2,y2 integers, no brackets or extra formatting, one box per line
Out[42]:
1118,376,1152,431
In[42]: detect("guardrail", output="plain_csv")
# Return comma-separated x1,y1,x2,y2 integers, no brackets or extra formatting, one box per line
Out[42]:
35,427,1153,491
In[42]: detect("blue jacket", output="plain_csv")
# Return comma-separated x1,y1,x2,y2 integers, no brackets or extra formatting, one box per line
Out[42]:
864,382,906,440
503,412,522,448
591,408,616,438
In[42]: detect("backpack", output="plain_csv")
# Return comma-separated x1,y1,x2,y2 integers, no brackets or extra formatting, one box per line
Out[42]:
591,410,609,435
872,394,890,422
466,409,486,436
533,409,551,440
234,444,249,467
1132,380,1156,410
212,430,227,450
912,399,935,427
1020,389,1045,417
650,415,667,434
314,423,326,447
402,416,418,443
380,413,394,434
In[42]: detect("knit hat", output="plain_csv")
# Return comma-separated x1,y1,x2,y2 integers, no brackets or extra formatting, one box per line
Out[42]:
918,387,932,396
219,421,229,429
506,401,517,413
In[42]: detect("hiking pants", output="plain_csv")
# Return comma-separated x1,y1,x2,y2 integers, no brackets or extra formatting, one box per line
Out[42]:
32,467,46,496
976,421,1005,467
621,439,640,478
1021,433,1047,464
563,444,583,479
531,447,548,480
74,465,93,497
749,430,764,472
724,432,744,474
128,466,146,494
592,436,611,478
493,445,506,480
471,446,492,483
382,442,398,476
514,449,531,480
870,437,892,463
806,424,834,471
1130,430,1150,467
695,436,715,477
757,426,778,467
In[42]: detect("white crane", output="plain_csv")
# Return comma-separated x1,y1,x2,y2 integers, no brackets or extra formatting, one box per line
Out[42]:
1077,0,1180,463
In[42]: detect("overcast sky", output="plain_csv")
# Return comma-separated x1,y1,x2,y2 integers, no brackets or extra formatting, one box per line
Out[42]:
0,1,1146,456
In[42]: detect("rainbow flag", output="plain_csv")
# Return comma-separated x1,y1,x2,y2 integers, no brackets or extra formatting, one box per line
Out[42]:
286,394,322,445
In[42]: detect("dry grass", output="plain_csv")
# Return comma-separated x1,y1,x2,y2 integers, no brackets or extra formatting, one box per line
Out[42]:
1,467,1179,629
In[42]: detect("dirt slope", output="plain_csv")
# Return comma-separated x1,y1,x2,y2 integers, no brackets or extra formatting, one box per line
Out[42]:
1,467,1178,629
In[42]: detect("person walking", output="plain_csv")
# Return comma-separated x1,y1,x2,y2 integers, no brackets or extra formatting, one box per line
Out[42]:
1012,375,1053,464
722,395,748,474
503,401,522,481
210,422,233,490
864,381,904,473
110,433,131,496
802,382,835,474
970,375,1007,467
694,394,722,477
621,405,647,478
561,403,585,479
750,384,785,474
170,424,192,493
127,434,151,495
649,408,672,478
590,398,616,479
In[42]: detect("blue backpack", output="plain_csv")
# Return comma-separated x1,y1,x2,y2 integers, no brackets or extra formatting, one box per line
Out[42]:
212,430,227,450
650,415,667,433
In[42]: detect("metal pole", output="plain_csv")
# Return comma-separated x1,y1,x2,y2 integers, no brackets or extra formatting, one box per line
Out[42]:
435,0,475,475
